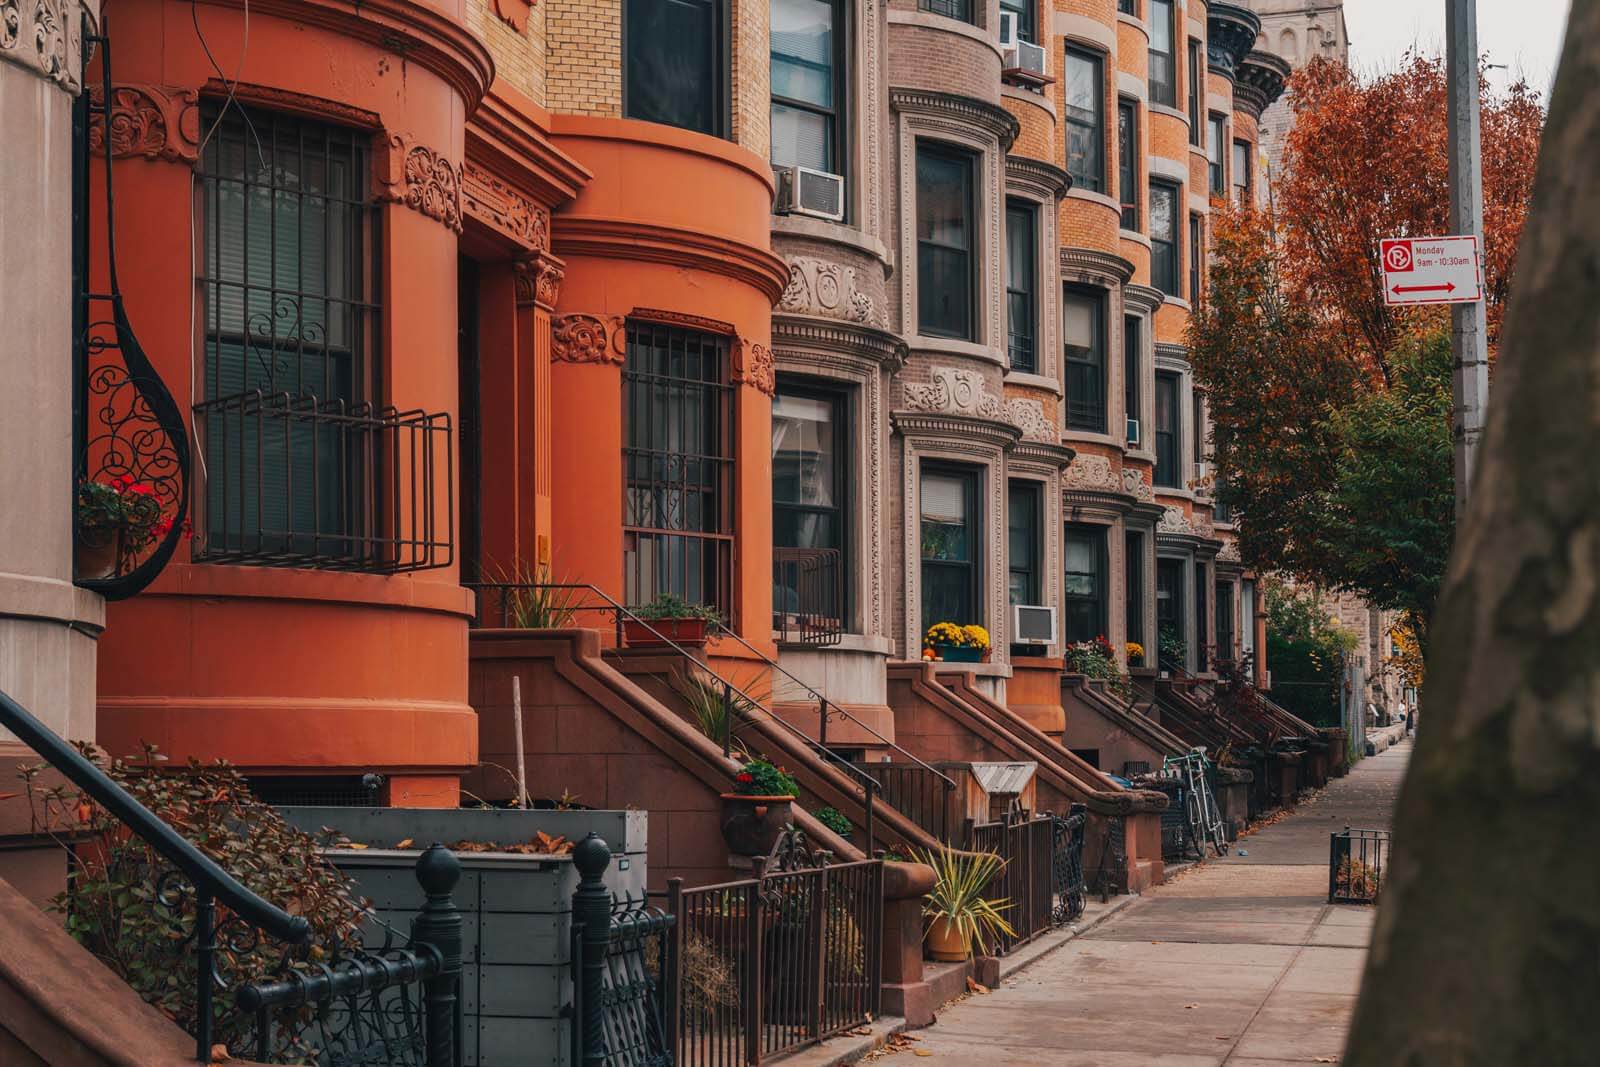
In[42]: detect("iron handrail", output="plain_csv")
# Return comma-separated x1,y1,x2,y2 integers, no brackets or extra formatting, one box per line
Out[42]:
709,621,958,794
0,688,312,943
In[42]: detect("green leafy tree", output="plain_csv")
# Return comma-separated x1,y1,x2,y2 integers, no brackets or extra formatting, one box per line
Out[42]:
1261,580,1357,728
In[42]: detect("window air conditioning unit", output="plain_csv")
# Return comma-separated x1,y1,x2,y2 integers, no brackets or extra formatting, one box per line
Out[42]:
1012,603,1056,645
776,165,845,222
1126,416,1141,446
998,13,1048,79
1195,460,1210,479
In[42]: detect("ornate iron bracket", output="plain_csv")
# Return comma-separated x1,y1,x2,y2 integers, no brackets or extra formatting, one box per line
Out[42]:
72,16,191,602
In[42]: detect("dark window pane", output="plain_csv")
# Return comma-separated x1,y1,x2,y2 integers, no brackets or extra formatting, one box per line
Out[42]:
1232,140,1251,204
1208,114,1226,194
1194,564,1209,671
1189,211,1203,304
1155,371,1181,487
1065,48,1104,191
1008,481,1040,605
1149,0,1176,106
1064,287,1106,432
1215,580,1234,660
920,0,973,22
1006,201,1037,372
1150,181,1179,295
1186,38,1202,142
917,146,975,339
1118,99,1139,230
1063,525,1107,643
922,467,979,626
770,0,838,173
1125,530,1145,660
1123,314,1140,441
1157,556,1184,668
1000,0,1036,41
626,0,722,136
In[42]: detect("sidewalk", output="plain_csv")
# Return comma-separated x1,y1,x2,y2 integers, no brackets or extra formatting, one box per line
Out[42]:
889,740,1411,1065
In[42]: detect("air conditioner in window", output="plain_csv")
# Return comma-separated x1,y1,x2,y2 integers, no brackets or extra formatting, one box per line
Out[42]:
1126,416,1141,445
1195,460,1210,480
998,13,1049,79
775,165,845,222
1012,604,1056,645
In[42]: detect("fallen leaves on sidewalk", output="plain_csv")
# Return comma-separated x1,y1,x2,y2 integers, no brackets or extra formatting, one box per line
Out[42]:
965,976,989,995
865,1032,923,1060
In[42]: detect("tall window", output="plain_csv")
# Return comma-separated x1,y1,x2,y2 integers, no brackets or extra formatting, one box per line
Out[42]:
920,0,972,22
1125,530,1145,664
625,0,727,137
1064,286,1107,433
1117,0,1135,13
770,0,842,178
773,383,848,622
916,145,975,340
197,105,375,561
1241,579,1256,659
1007,481,1041,605
1117,98,1139,230
1194,564,1209,671
1192,389,1206,471
1207,114,1227,194
1064,48,1105,193
623,322,735,614
1232,140,1252,204
1063,525,1107,643
922,466,980,626
1148,0,1175,106
1123,314,1141,443
1006,200,1037,372
1215,581,1235,661
1186,38,1202,142
1156,557,1184,668
1150,181,1179,295
1000,0,1036,41
1154,371,1181,487
1188,211,1202,304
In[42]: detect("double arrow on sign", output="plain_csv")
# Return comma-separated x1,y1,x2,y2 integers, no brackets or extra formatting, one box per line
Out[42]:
1392,283,1457,295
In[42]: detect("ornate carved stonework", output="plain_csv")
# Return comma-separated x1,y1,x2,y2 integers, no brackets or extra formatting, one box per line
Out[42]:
903,367,1003,420
87,85,200,162
1217,541,1241,563
1063,454,1122,493
514,254,564,309
631,307,736,336
551,314,625,366
734,341,776,396
492,0,534,31
1122,467,1154,502
462,160,549,251
1,0,81,90
378,136,463,233
1006,398,1056,442
778,257,888,328
1158,506,1195,535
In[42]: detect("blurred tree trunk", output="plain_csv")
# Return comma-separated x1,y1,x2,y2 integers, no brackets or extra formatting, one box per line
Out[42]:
1344,8,1600,1064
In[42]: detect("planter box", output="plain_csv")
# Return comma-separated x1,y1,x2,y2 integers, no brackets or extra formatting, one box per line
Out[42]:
622,617,710,647
934,645,984,663
279,806,646,1067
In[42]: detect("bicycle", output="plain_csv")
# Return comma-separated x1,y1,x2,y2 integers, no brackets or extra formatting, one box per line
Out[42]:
1163,747,1229,859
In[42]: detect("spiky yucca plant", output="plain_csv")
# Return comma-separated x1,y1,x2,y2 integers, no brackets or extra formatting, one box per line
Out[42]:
916,845,1016,956
486,563,582,629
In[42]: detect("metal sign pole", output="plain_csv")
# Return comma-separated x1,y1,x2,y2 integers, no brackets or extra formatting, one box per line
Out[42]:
1446,0,1489,516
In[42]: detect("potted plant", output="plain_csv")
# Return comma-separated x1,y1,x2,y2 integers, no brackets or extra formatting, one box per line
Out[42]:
1158,624,1187,677
925,622,990,663
624,594,724,648
719,759,799,857
1125,641,1146,669
917,845,1015,962
814,806,854,841
74,475,169,579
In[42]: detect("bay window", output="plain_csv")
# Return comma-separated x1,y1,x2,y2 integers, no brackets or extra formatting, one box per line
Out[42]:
1124,314,1141,444
1149,0,1176,107
773,383,848,634
1065,47,1105,192
1150,181,1179,295
1232,140,1252,204
1125,530,1146,664
1008,481,1041,605
1186,37,1202,140
1006,200,1037,372
1154,371,1181,487
1216,580,1235,661
625,0,728,138
1156,557,1184,668
1064,286,1107,433
920,0,972,22
1000,0,1036,41
771,0,843,178
1117,97,1139,230
1208,113,1227,195
917,145,977,340
921,466,980,627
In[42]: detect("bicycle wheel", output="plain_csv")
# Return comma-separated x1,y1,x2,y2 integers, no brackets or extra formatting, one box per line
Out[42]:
1184,787,1205,860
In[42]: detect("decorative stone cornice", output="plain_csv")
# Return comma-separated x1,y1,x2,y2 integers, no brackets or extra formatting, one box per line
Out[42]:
514,253,564,310
1061,246,1136,287
377,135,463,233
889,88,1021,150
1235,51,1292,121
778,257,890,330
551,307,774,394
773,315,908,371
1122,283,1165,316
555,216,790,304
462,159,550,252
1011,439,1075,469
1005,156,1073,201
892,411,1021,450
1,0,83,91
1122,466,1155,503
903,366,1003,421
551,313,626,365
1206,3,1261,80
87,84,200,163
1217,541,1242,564
1154,342,1190,371
1063,454,1126,495
1158,505,1195,535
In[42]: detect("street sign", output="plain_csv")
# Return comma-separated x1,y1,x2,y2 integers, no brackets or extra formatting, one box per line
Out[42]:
1379,235,1483,306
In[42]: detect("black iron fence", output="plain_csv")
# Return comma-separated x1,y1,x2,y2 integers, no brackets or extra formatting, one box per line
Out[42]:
772,547,844,646
969,815,1055,954
1050,805,1088,925
1329,827,1390,904
192,390,453,573
852,761,963,846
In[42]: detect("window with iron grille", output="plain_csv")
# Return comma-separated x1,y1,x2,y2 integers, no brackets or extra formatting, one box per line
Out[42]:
1148,0,1176,107
1117,98,1139,230
1064,286,1107,433
771,0,844,179
625,0,729,138
1150,181,1179,295
1064,47,1105,193
194,104,441,572
1005,200,1037,372
1155,371,1181,487
1232,140,1252,204
1208,113,1227,194
920,0,972,22
1063,524,1107,643
623,322,735,616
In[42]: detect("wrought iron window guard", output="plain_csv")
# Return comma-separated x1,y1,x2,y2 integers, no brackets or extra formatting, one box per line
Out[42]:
771,546,844,646
72,18,190,601
191,390,453,573
0,686,468,1066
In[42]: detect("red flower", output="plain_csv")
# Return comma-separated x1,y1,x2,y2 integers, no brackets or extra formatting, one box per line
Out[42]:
735,772,754,785
127,482,155,496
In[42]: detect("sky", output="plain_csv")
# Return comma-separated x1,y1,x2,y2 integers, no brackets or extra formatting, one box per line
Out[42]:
1344,0,1570,99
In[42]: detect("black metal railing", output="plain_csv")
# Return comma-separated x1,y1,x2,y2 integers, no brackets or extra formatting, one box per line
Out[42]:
639,837,882,1065
1050,805,1089,924
192,390,453,572
772,547,844,646
0,687,463,1066
1328,827,1389,905
73,18,190,601
852,762,963,845
969,814,1055,954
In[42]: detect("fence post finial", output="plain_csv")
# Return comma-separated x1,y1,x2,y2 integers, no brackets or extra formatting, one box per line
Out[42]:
412,844,463,1067
573,832,613,1065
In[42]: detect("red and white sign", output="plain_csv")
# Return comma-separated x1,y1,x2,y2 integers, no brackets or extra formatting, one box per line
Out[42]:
1379,235,1483,306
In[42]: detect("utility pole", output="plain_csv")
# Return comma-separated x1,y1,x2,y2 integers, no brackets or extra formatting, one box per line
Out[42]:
1446,0,1488,517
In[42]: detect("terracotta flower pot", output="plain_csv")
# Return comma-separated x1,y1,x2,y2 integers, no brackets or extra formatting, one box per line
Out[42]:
719,794,795,857
623,617,711,648
74,525,121,580
925,915,971,962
